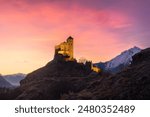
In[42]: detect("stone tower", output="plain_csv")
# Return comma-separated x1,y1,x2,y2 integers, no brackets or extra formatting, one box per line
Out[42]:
66,36,73,60
55,36,74,61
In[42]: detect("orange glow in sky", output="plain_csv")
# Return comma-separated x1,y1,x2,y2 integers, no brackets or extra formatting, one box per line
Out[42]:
0,0,149,74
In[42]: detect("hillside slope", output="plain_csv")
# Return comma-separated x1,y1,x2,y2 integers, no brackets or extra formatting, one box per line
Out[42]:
16,55,93,99
63,48,150,99
3,48,149,100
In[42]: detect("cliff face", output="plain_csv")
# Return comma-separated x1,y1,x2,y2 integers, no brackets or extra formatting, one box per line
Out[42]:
62,48,150,99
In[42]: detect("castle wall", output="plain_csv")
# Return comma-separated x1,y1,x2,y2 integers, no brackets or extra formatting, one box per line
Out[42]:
92,66,101,73
55,37,74,61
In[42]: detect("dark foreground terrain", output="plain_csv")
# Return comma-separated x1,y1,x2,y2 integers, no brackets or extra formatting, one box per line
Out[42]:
0,48,150,100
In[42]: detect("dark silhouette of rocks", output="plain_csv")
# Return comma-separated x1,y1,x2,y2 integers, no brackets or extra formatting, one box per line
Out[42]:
62,48,150,99
16,55,93,99
0,48,149,100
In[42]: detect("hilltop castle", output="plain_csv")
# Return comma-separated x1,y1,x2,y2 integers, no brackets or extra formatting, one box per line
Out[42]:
55,36,100,73
55,36,74,61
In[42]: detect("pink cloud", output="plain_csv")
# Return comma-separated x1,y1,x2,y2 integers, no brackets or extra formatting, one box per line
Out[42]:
0,1,137,74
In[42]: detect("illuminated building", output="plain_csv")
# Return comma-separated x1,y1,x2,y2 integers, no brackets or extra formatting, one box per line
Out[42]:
55,36,100,73
55,36,74,61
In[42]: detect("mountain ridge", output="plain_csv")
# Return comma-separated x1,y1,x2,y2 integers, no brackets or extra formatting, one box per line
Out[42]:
0,75,13,88
95,46,141,73
3,73,26,86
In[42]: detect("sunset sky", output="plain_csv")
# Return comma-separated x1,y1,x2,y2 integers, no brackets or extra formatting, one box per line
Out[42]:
0,0,150,75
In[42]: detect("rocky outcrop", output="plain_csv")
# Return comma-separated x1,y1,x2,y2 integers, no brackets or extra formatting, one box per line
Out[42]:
62,48,150,100
16,56,93,99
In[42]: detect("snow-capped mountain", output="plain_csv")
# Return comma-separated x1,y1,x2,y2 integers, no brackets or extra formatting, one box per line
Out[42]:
3,73,26,86
106,46,141,69
96,46,141,73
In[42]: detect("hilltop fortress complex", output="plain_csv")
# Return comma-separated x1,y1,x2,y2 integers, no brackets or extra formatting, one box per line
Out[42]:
55,36,100,73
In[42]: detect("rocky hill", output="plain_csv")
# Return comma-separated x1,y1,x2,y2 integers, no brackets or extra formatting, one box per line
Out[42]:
16,55,93,99
62,48,150,99
0,48,149,100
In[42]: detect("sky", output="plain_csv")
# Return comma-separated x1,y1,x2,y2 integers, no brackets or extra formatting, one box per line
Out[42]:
0,0,150,75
